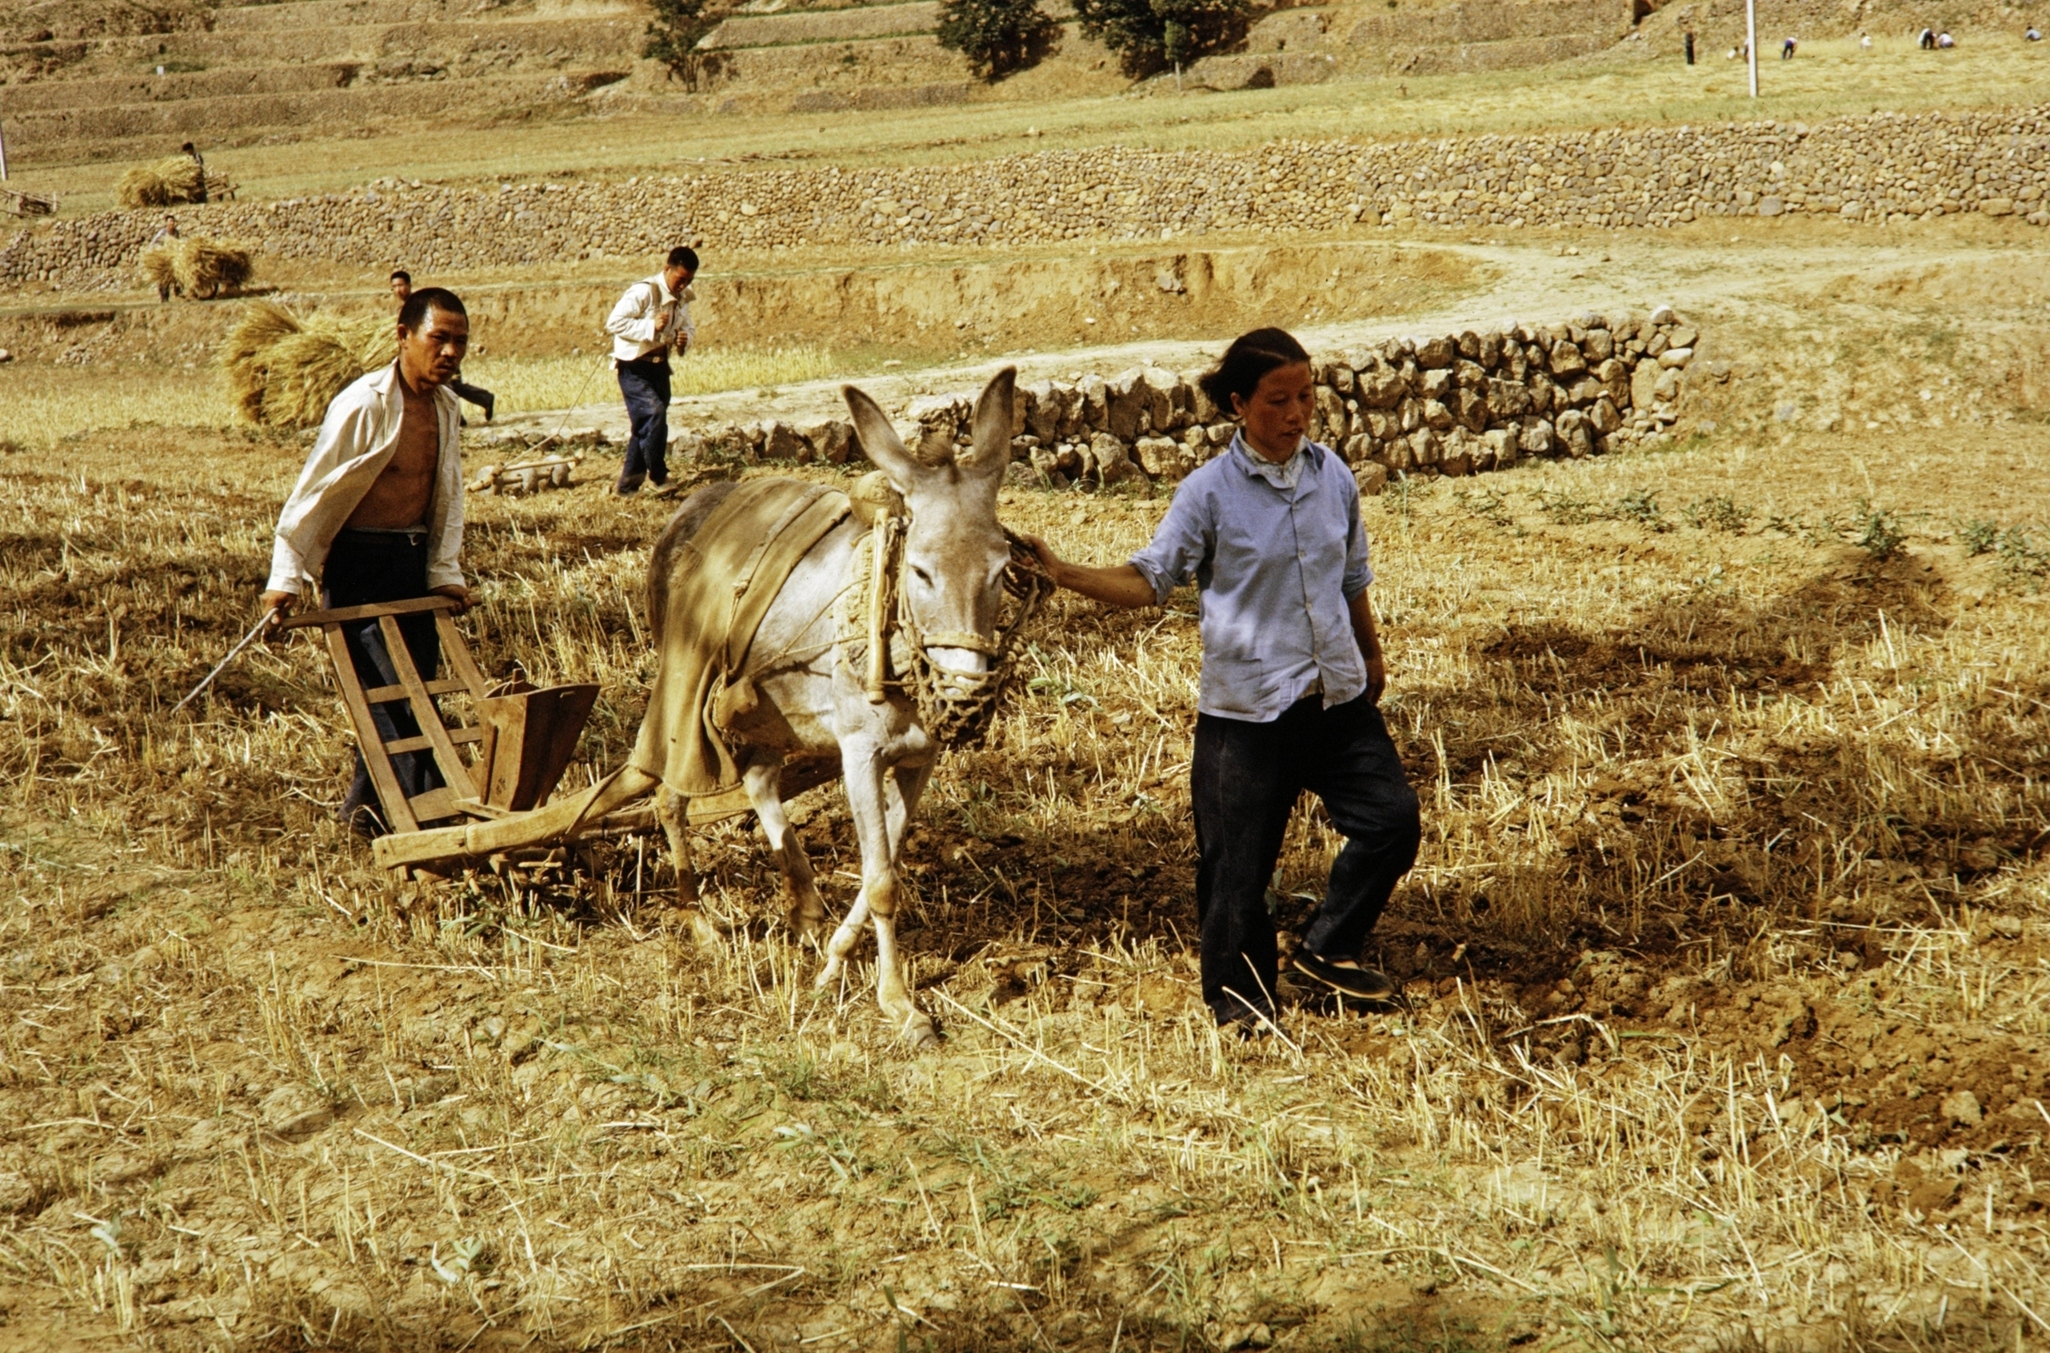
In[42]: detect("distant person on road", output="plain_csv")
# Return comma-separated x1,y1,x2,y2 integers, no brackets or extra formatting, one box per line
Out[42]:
181,141,207,204
1781,36,1797,59
1919,27,1936,49
605,246,697,496
1860,31,1873,51
1025,328,1421,1036
260,287,472,838
1938,30,1955,47
390,270,494,422
1684,30,1696,63
2027,27,2042,41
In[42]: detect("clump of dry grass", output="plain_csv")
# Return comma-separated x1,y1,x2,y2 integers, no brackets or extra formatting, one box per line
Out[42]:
139,236,255,300
114,155,207,209
219,299,394,428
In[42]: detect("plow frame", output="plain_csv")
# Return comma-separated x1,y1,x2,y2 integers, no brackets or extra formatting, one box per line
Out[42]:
282,596,656,875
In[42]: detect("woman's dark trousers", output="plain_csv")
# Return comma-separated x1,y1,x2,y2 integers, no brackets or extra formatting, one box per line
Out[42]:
1191,693,1422,1027
322,529,445,834
616,357,671,491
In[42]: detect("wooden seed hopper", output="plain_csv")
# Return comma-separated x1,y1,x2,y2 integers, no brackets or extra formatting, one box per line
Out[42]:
280,595,648,875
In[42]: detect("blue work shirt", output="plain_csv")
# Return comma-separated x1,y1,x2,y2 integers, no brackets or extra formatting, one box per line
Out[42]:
1129,434,1374,723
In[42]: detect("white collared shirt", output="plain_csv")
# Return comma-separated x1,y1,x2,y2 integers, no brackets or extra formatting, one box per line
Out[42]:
606,274,695,364
266,361,465,596
1232,434,1310,492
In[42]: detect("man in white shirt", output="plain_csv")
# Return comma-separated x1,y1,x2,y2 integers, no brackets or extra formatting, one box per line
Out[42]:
604,246,697,495
259,287,471,836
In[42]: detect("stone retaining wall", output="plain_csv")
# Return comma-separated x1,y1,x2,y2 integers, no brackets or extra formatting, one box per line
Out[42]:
573,310,1702,492
4,105,2043,293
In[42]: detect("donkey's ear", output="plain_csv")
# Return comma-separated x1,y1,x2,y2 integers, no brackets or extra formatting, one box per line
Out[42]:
843,384,921,494
958,366,1017,483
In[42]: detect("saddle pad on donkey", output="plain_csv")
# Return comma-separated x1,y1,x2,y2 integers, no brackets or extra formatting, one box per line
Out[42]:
627,477,851,807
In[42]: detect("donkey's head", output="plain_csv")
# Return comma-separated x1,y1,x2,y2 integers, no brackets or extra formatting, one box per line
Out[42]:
843,368,1016,685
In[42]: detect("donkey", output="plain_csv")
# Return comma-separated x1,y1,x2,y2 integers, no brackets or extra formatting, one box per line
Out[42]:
645,368,1022,1047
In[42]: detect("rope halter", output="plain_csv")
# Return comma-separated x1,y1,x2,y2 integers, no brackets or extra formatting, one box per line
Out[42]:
841,485,1052,749
893,528,1052,747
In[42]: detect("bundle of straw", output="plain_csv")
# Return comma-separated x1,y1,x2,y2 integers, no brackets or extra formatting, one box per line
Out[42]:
140,243,180,296
139,237,256,300
178,240,253,298
115,156,209,209
221,301,396,429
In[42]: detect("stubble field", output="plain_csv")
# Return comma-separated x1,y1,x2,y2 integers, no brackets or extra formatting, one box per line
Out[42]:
4,325,2050,1349
3,40,2050,1351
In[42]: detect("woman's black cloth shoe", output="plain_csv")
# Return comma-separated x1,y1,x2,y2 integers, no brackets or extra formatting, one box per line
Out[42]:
1292,951,1399,1004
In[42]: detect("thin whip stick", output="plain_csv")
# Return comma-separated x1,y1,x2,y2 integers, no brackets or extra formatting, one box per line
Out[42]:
168,609,279,717
521,350,612,456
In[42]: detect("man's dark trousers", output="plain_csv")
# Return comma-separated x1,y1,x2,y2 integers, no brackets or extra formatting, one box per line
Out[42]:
616,356,671,491
1191,693,1421,1026
322,529,445,833
448,376,494,420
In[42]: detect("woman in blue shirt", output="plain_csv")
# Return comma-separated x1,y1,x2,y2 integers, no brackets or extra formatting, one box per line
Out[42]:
1027,328,1422,1031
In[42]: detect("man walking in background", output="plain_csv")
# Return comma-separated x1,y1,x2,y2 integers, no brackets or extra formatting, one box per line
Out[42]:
259,287,472,837
605,246,697,496
390,269,494,422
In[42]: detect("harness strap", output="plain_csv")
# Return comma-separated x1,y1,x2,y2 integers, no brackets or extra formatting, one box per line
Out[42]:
918,631,1001,655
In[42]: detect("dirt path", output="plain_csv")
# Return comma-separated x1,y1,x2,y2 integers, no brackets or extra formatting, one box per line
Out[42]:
481,228,2036,443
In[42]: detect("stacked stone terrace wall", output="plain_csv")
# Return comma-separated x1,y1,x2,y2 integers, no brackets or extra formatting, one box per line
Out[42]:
558,310,1702,493
4,105,2044,293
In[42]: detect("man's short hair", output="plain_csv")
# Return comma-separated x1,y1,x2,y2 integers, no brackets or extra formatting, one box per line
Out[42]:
398,286,466,332
389,269,412,284
666,246,699,273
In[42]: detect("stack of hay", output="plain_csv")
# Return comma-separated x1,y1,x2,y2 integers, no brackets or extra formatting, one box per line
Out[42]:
222,301,396,430
141,237,255,300
116,156,209,209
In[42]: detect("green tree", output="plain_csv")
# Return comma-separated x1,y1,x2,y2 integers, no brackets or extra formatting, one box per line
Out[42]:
1071,0,1250,77
936,0,1061,80
643,0,729,89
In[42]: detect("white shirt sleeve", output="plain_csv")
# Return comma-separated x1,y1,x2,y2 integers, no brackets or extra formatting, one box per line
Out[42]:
266,393,377,595
426,391,466,591
606,282,659,344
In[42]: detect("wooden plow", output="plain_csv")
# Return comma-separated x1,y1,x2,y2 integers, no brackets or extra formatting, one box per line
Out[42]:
282,595,659,877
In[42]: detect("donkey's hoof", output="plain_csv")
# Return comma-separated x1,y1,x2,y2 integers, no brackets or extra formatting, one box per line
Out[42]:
681,908,722,952
814,960,846,990
901,1015,942,1050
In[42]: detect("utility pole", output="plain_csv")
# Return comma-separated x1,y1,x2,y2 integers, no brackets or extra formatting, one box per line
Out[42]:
0,111,10,181
1746,0,1759,97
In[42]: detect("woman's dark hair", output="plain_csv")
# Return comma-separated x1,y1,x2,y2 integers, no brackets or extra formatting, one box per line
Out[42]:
1198,327,1311,413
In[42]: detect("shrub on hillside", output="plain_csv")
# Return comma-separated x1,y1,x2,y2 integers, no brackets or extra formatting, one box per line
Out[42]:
642,0,730,89
1071,0,1250,77
936,0,1060,80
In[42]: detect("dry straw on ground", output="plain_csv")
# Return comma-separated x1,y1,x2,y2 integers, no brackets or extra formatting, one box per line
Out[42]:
0,305,2045,1347
113,156,208,210
219,299,395,429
